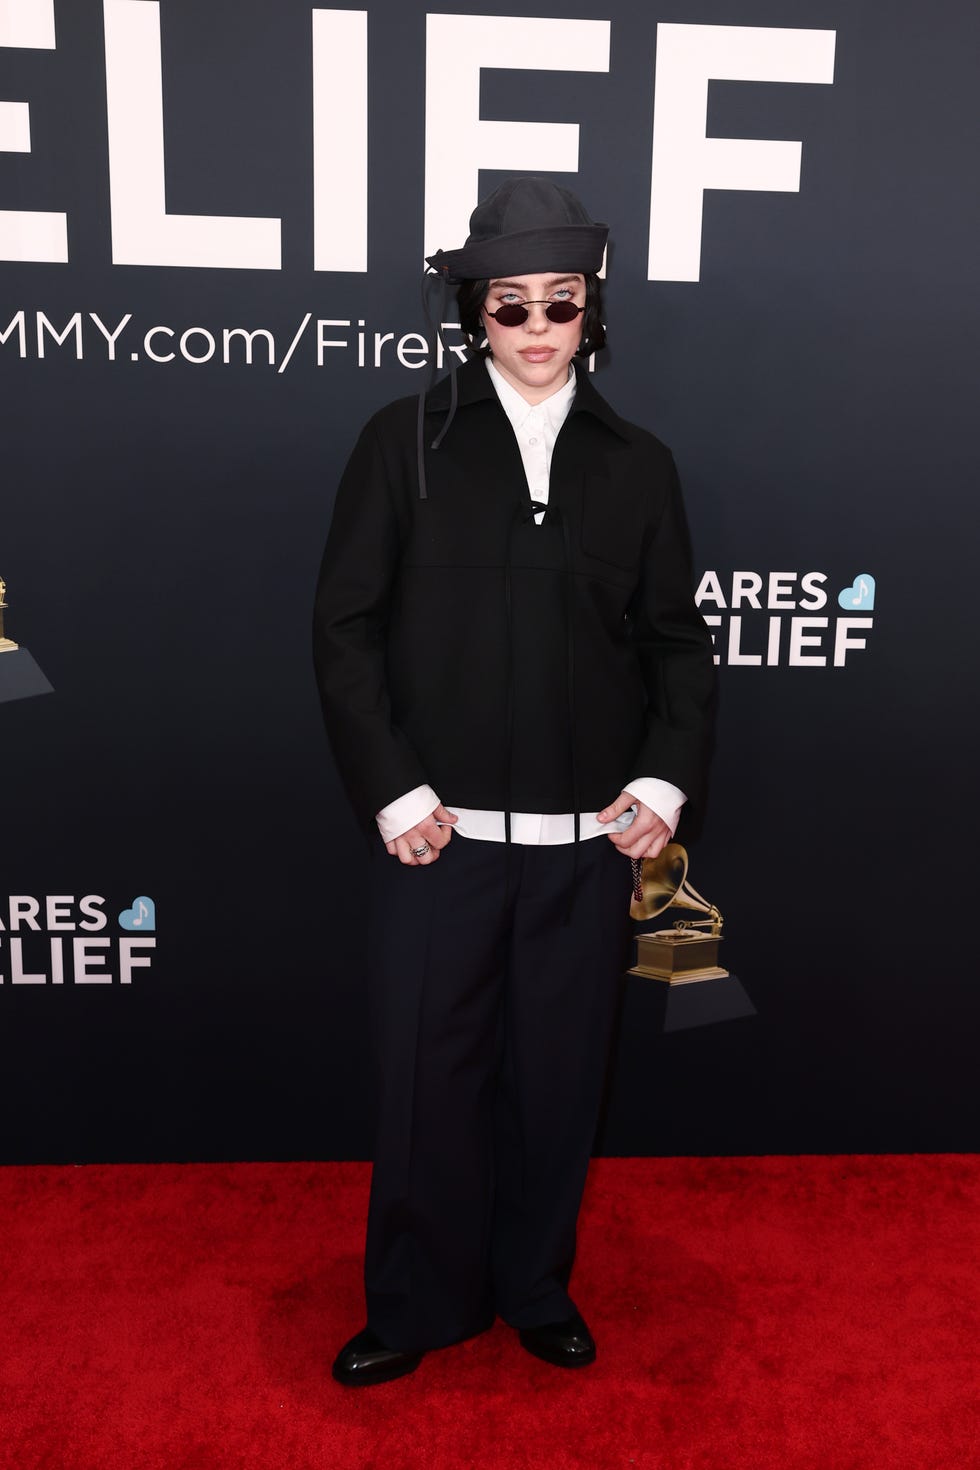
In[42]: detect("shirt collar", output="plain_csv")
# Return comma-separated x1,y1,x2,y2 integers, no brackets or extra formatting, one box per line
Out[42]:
423,352,632,445
485,356,577,436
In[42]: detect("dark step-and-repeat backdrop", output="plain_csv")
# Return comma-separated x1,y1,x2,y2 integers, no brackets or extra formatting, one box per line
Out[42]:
1,0,976,1163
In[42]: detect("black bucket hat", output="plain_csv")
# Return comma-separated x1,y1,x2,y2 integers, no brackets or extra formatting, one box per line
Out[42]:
425,176,608,284
418,177,608,500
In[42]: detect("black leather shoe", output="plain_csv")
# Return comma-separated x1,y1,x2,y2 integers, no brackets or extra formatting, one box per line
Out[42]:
331,1326,424,1387
518,1309,596,1368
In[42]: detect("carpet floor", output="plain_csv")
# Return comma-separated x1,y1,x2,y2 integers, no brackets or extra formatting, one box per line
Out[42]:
1,1155,977,1469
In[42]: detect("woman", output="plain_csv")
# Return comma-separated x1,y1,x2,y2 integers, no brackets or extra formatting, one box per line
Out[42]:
313,176,716,1386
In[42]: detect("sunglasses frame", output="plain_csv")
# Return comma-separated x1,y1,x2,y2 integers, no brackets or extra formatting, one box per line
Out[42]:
484,300,585,328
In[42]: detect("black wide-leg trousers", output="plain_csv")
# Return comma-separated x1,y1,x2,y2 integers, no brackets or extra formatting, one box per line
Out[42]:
362,828,635,1354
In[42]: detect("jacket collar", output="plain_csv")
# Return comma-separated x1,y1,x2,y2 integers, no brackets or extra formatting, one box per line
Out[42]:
424,353,631,444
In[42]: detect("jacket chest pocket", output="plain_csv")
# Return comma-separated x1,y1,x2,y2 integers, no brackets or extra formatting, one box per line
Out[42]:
579,474,645,571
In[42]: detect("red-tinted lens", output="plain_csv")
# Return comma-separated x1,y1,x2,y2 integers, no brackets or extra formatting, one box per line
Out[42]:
545,301,582,323
492,304,530,326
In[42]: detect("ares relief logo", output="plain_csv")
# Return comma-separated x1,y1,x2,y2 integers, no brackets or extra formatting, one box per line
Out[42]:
696,570,875,668
0,894,156,985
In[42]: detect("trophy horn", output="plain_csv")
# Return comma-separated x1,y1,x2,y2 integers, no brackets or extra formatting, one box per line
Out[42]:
630,842,723,934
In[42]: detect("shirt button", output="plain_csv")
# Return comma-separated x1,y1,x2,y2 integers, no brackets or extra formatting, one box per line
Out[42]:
528,437,538,445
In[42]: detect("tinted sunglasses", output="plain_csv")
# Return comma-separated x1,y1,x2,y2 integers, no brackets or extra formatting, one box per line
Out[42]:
484,300,585,328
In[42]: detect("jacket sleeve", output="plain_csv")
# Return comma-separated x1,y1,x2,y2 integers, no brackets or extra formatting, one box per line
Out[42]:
625,449,718,827
312,418,430,829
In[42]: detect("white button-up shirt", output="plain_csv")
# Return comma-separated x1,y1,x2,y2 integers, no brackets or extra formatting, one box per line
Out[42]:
486,354,577,525
375,356,687,845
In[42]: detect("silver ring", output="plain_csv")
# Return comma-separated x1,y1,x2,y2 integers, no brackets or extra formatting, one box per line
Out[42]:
411,842,431,858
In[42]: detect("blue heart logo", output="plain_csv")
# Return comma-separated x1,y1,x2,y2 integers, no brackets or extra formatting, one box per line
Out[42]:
838,574,875,611
119,896,156,931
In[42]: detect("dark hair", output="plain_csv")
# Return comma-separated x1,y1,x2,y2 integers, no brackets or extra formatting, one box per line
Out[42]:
455,273,607,358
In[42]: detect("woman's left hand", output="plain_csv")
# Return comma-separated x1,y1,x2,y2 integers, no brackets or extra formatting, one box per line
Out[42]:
596,793,672,861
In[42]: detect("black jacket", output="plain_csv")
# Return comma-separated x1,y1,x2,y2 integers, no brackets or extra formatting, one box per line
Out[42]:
313,354,717,840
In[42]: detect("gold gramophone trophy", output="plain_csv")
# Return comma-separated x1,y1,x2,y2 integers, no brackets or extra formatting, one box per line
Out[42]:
629,843,728,984
0,575,19,652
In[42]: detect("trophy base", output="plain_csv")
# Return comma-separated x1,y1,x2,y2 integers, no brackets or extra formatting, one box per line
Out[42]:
630,928,726,983
627,930,754,1029
623,967,756,1033
629,962,730,984
0,646,53,704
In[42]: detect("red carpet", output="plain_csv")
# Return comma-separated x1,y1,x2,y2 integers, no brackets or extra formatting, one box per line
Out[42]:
1,1156,976,1470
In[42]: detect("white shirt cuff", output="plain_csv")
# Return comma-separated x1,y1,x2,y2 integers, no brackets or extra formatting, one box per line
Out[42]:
621,777,687,837
375,784,441,843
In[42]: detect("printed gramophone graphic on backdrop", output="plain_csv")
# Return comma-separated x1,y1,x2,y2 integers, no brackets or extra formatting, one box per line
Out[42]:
0,575,17,652
0,573,53,704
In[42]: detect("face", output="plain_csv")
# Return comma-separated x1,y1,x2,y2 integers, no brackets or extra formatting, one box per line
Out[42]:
481,271,585,403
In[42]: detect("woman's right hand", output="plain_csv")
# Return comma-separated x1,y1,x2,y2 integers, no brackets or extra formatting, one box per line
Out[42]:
386,804,458,864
